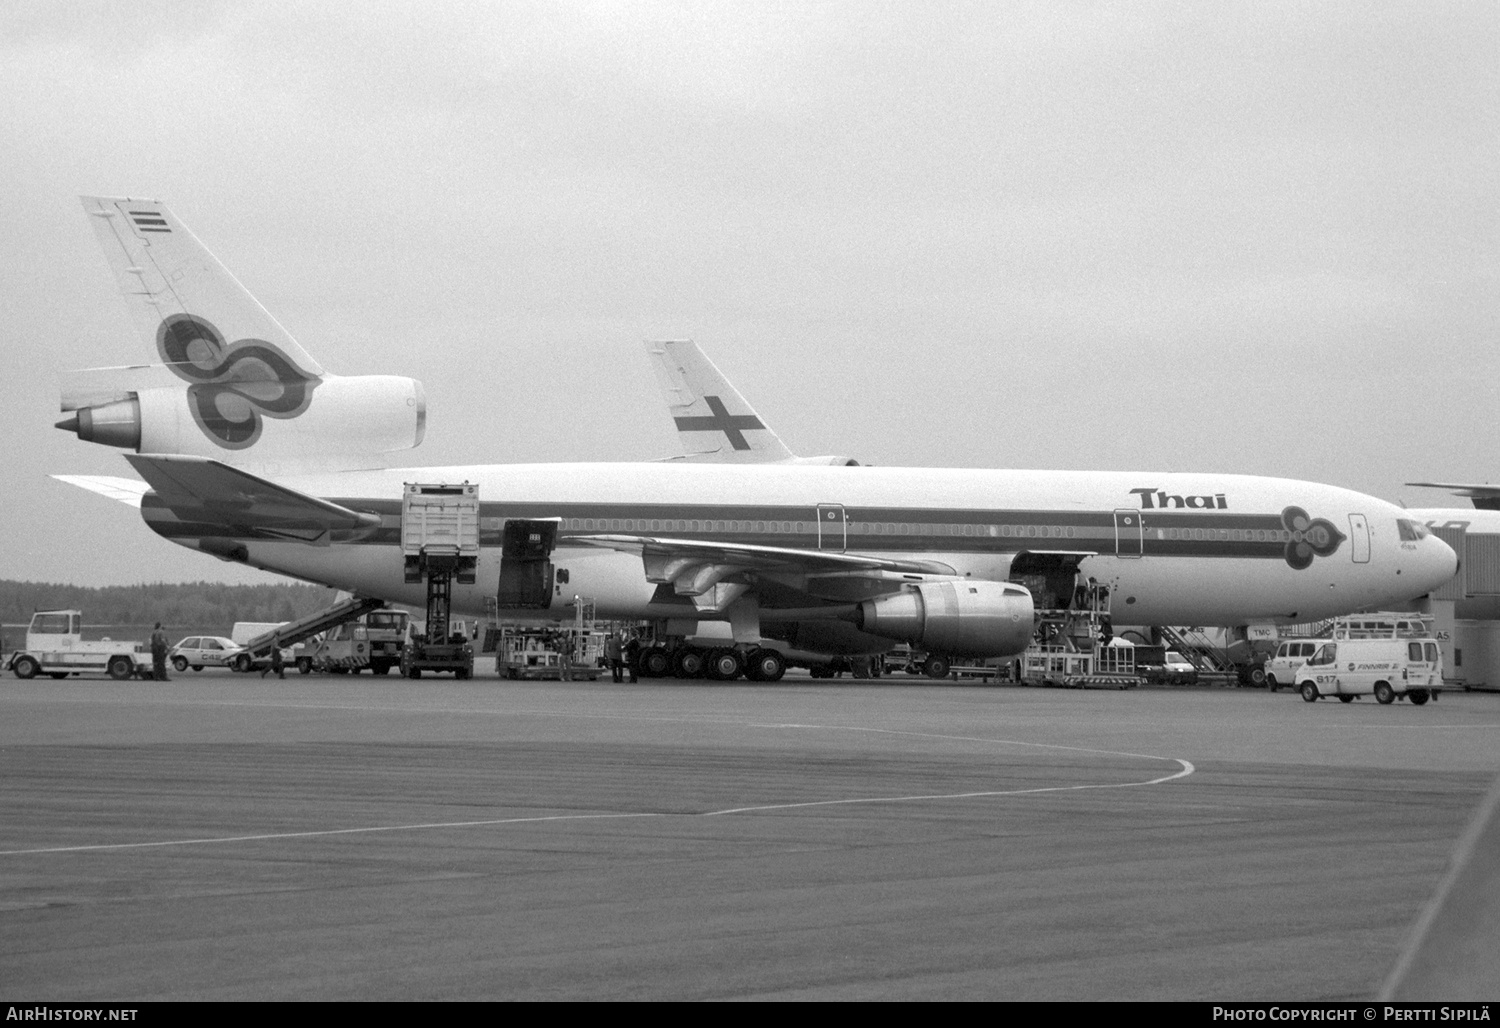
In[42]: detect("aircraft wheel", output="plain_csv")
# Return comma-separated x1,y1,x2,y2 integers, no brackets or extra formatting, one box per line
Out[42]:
408,668,422,680
49,672,70,679
744,648,785,682
1374,681,1396,705
192,665,204,672
105,655,132,681
172,656,189,672
706,648,743,681
923,655,950,680
1300,681,1319,702
1338,694,1355,703
672,648,705,679
639,648,671,678
1409,689,1430,706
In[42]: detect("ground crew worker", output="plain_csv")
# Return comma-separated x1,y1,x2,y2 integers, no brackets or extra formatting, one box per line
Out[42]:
605,632,624,682
622,632,640,683
150,622,170,681
261,635,285,679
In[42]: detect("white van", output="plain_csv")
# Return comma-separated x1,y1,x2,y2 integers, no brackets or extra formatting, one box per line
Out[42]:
1295,638,1444,705
1264,640,1321,692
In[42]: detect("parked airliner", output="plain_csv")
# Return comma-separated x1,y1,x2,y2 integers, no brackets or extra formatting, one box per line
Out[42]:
54,196,1456,680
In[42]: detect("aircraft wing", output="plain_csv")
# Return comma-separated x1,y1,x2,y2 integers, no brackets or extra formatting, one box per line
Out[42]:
1407,482,1500,511
571,533,957,604
123,453,381,542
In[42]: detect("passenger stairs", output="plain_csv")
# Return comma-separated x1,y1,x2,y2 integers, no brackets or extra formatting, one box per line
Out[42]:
240,595,387,659
1158,625,1238,686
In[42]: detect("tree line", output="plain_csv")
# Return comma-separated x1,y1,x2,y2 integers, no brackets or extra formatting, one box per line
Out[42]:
0,579,340,631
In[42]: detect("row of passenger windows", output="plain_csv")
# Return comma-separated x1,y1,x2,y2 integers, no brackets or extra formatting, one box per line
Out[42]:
559,518,1297,543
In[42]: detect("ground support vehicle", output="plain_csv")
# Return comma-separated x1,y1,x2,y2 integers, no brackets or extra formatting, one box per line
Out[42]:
6,610,153,680
230,595,386,672
399,482,478,680
1295,634,1448,706
497,626,598,680
294,609,409,674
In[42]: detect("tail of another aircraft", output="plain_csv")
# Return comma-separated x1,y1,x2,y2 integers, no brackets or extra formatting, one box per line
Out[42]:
646,339,858,466
58,196,424,471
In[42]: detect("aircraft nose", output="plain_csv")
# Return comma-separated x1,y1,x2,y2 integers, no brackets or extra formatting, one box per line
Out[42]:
1423,535,1459,592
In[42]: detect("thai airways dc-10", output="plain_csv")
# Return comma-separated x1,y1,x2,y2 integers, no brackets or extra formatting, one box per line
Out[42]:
54,197,1457,680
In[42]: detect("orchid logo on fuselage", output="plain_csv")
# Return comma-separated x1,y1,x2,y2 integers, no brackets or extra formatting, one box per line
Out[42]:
1281,506,1346,570
156,315,320,449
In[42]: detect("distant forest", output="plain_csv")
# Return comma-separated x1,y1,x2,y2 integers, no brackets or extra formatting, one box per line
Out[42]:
0,580,340,632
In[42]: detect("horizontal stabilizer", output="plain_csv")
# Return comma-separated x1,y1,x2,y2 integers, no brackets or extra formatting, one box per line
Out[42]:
52,475,151,508
124,454,380,540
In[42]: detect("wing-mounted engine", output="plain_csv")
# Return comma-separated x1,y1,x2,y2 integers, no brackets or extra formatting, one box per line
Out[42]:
855,580,1034,657
58,371,426,468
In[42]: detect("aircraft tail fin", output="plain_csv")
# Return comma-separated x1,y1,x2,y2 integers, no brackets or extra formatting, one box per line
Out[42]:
79,196,323,376
645,340,796,463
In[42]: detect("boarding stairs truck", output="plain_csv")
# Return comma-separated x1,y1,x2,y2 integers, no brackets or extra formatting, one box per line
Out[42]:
399,482,478,679
231,595,387,672
6,609,153,680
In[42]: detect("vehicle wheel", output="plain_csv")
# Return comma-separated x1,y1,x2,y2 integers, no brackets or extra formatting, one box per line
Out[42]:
1374,681,1396,705
1248,666,1267,688
172,656,189,672
13,656,41,679
105,655,133,681
297,657,313,675
1338,694,1355,703
924,655,950,680
233,653,252,673
744,648,786,683
408,668,422,680
372,661,392,675
672,648,705,678
1300,681,1319,703
49,672,69,679
1267,675,1279,692
1409,689,1430,706
639,648,671,678
706,648,743,681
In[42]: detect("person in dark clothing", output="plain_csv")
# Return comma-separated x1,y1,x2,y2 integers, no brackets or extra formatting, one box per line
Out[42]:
261,635,285,679
622,633,640,683
150,622,170,681
605,633,624,683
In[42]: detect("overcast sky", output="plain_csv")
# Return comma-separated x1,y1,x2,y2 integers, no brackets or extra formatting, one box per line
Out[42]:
2,0,1496,588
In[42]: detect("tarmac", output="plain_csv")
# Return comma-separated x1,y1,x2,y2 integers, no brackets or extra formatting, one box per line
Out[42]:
2,666,1498,1001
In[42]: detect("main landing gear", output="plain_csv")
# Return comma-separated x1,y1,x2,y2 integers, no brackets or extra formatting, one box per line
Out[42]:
634,645,786,682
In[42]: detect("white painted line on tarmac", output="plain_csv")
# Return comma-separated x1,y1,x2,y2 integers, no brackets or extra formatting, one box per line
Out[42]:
704,758,1195,816
0,709,1197,856
0,812,665,856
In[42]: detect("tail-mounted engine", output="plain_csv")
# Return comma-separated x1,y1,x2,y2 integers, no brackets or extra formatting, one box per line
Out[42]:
855,580,1034,657
58,372,425,465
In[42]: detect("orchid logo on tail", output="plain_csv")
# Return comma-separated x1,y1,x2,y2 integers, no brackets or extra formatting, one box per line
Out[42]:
156,315,320,449
1281,506,1346,570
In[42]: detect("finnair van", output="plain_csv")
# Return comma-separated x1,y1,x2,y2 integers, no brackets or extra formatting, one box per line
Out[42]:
1295,638,1444,705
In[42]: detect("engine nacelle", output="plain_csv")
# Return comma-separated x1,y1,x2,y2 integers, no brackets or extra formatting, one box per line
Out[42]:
856,580,1034,657
58,373,426,465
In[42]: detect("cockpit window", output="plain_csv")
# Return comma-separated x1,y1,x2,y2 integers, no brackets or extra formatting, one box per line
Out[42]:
1397,519,1430,541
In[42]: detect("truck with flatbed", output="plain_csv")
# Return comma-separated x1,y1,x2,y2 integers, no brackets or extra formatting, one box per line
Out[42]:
5,609,154,680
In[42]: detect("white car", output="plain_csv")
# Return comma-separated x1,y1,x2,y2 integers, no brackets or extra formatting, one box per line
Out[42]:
169,636,243,672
